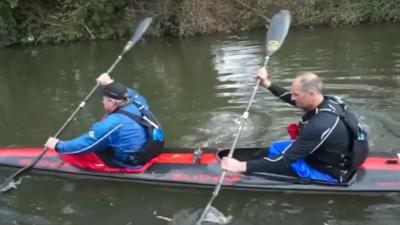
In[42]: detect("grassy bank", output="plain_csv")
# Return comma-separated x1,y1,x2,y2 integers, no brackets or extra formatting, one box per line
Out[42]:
1,0,400,47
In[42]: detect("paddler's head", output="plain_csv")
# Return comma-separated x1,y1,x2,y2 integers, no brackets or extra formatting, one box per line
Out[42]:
291,72,324,111
101,82,128,113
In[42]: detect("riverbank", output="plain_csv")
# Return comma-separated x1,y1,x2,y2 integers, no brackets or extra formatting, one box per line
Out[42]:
1,0,399,47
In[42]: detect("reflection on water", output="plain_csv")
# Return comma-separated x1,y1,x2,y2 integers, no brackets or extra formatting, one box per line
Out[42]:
1,23,400,224
212,37,262,104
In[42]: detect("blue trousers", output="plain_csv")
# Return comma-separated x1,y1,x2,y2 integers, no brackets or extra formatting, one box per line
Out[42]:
268,140,337,183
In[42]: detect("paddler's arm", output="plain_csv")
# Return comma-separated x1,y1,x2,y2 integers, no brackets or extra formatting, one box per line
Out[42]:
256,67,295,106
44,116,121,154
223,117,337,174
221,157,247,173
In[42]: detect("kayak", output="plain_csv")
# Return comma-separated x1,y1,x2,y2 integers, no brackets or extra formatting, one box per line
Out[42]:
0,147,399,193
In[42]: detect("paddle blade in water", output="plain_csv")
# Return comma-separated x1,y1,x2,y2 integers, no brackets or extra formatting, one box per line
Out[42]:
200,206,232,225
170,208,199,225
265,10,291,56
171,207,232,225
0,178,21,193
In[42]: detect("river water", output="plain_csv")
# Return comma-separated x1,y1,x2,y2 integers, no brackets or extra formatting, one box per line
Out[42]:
0,23,400,224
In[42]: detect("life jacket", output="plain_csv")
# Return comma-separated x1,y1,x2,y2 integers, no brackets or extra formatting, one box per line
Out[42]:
320,96,369,173
110,101,164,166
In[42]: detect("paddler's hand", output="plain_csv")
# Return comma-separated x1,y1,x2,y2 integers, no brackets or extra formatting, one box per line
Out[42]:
221,157,247,173
45,137,59,149
256,67,271,88
96,73,114,86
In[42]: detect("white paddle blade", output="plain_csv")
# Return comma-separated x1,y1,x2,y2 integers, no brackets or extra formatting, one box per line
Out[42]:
200,206,232,225
265,10,291,56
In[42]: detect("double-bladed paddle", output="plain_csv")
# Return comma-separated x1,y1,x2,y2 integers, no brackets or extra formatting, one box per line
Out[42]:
195,10,291,224
0,17,153,193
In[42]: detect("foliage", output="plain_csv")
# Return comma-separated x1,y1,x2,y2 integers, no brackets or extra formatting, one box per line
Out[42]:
0,0,19,46
288,0,400,26
0,0,137,46
1,0,400,47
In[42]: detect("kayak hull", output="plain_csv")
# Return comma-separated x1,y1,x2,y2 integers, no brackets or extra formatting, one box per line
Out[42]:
0,147,399,193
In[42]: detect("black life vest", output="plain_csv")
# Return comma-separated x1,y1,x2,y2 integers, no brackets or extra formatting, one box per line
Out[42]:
113,101,164,166
321,96,369,173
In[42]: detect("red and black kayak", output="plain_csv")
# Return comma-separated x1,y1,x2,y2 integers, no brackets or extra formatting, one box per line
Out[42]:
0,147,399,193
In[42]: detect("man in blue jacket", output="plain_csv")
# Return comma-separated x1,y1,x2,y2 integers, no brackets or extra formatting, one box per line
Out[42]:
45,73,164,168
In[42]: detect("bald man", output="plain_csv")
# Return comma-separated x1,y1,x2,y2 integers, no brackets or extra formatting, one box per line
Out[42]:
221,68,368,183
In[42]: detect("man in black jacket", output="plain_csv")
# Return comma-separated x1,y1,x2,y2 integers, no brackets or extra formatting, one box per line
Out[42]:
221,68,368,183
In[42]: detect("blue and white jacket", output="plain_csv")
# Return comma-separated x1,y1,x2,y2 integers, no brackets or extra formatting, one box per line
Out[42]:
56,88,157,167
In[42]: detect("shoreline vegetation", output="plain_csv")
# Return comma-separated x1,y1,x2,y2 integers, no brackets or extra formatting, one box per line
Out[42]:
1,0,399,47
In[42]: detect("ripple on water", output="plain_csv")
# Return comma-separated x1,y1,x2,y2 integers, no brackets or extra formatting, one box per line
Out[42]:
0,208,54,225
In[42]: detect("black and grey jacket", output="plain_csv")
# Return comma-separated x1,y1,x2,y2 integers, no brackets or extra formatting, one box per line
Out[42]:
247,84,368,182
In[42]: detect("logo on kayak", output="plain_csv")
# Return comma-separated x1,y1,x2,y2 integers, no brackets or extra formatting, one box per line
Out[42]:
267,40,281,52
171,172,240,183
19,158,70,170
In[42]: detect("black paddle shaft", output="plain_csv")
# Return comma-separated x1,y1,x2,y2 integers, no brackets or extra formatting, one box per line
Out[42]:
0,18,153,193
196,10,291,224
